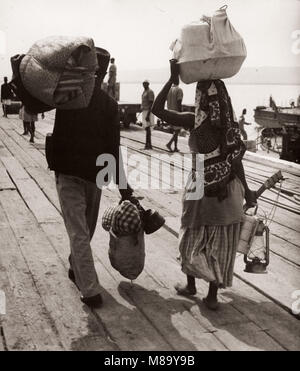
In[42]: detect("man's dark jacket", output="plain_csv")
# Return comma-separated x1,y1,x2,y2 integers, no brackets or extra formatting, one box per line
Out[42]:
52,81,120,184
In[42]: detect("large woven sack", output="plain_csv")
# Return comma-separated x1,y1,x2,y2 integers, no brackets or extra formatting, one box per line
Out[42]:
19,36,98,110
171,6,247,83
108,229,145,280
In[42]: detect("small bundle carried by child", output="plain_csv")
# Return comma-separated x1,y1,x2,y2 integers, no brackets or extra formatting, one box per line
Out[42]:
170,5,247,83
10,36,98,114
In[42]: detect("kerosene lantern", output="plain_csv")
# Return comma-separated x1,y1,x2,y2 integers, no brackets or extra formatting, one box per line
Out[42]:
237,213,270,274
238,170,283,274
243,217,270,274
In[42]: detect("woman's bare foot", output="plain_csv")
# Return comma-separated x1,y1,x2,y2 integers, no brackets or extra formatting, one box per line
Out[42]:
174,283,197,296
203,296,219,311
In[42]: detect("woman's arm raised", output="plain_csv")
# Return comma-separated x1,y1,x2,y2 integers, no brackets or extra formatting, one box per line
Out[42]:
151,60,195,130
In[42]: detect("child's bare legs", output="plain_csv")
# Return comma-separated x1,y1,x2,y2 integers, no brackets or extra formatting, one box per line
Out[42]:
29,121,35,143
175,275,219,310
204,282,219,310
22,121,29,135
175,274,196,296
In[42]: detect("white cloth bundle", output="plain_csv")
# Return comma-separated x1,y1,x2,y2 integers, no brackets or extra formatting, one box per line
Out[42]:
171,6,247,83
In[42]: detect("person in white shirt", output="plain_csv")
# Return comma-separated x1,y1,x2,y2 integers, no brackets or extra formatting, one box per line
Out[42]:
238,108,251,140
141,80,155,150
108,58,117,99
166,79,183,152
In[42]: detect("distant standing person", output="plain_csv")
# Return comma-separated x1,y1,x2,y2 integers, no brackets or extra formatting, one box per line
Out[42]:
141,80,155,150
166,78,183,152
238,108,251,140
1,77,14,117
108,58,117,99
19,105,43,143
269,95,277,112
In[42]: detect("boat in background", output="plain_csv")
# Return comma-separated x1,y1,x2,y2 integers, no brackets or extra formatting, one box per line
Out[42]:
254,105,300,163
254,106,300,129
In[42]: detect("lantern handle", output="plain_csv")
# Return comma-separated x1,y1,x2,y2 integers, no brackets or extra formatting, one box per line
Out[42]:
244,171,284,213
264,225,270,267
219,5,228,11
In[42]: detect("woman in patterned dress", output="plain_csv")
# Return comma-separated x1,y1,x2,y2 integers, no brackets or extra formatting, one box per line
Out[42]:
152,60,257,310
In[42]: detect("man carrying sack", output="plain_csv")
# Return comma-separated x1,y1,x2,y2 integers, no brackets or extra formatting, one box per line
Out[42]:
49,47,133,308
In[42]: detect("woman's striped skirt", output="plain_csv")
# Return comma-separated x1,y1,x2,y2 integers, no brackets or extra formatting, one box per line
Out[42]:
179,223,241,288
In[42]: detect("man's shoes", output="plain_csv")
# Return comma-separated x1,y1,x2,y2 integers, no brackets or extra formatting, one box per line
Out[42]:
81,294,103,308
174,148,180,152
68,268,103,308
144,146,153,150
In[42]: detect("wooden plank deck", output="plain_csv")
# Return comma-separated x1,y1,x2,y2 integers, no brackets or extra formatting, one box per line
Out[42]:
0,113,299,351
122,152,300,317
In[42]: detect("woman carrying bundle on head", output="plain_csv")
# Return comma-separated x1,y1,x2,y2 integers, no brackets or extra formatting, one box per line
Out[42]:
152,60,257,310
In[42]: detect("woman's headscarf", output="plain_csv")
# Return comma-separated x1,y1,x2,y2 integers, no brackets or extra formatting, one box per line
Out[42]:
189,79,245,200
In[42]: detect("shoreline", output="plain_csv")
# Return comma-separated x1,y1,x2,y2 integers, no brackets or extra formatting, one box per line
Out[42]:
118,81,300,86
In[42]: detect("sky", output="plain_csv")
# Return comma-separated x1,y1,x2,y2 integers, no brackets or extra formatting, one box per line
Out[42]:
0,0,300,78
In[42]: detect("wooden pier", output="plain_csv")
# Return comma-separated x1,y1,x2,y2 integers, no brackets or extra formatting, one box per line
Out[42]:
0,112,300,351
